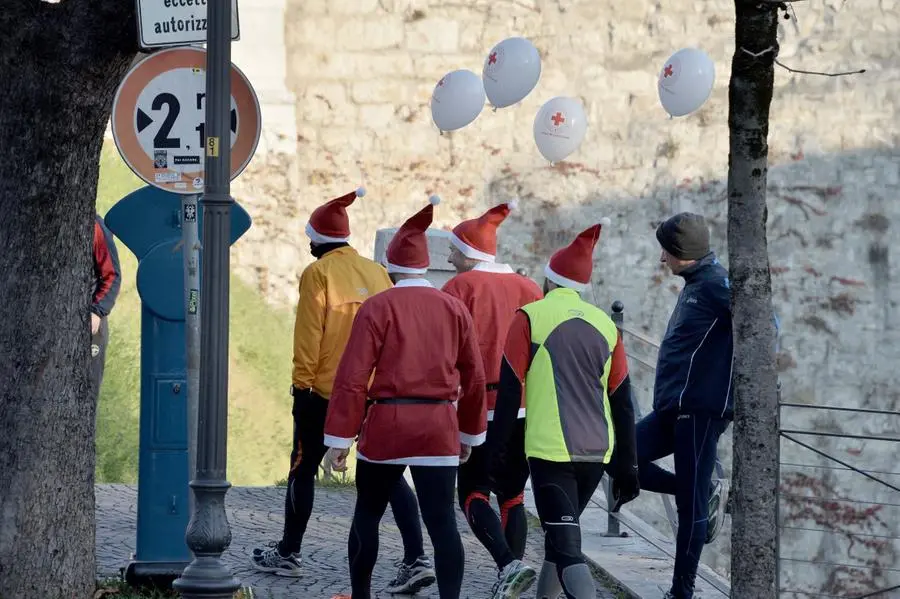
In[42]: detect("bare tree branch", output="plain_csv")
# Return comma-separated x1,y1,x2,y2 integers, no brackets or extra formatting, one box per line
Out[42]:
774,58,866,77
738,47,866,78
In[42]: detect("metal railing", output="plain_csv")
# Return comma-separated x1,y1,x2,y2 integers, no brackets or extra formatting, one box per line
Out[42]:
776,402,900,599
603,300,900,599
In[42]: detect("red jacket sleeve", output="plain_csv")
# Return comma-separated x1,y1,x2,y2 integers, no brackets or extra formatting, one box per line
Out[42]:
607,331,629,394
455,305,487,446
92,216,122,317
324,303,381,448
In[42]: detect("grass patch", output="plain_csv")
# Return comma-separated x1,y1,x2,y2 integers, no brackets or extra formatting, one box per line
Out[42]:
95,144,294,485
95,580,252,599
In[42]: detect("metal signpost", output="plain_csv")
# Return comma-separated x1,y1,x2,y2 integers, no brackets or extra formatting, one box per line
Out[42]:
173,1,246,596
135,0,240,49
181,194,201,520
110,21,259,595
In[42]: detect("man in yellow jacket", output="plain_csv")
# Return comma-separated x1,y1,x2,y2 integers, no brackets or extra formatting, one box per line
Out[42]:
251,188,436,593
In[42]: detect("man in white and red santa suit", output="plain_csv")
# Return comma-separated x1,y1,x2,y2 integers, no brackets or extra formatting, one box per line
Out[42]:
251,187,434,591
323,195,487,599
445,200,544,598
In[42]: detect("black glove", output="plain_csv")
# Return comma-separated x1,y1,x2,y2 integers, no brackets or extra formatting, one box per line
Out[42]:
611,464,640,512
291,386,313,414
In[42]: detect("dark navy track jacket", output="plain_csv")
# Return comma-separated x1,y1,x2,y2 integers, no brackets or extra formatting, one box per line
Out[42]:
653,253,734,419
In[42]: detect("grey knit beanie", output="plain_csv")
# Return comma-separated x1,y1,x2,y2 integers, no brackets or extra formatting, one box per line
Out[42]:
655,213,710,260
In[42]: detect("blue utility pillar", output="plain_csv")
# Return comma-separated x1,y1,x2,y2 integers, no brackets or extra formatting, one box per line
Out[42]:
105,185,251,584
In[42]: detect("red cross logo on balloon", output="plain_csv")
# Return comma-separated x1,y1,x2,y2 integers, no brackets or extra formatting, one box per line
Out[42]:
488,52,498,65
664,64,674,78
551,112,566,127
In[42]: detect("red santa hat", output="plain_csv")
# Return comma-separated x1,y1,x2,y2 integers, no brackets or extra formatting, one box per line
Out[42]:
305,187,366,243
385,195,441,274
450,199,518,262
544,218,611,292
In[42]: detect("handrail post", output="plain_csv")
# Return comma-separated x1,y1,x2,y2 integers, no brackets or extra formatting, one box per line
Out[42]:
603,301,626,537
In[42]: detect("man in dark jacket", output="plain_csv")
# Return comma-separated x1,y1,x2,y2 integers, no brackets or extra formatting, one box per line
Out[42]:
642,213,731,599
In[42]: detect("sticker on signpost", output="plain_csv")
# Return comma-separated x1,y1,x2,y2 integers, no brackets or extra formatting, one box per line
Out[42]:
111,47,261,195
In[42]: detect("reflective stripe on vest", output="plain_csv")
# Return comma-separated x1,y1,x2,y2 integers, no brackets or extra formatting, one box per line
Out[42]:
520,288,620,463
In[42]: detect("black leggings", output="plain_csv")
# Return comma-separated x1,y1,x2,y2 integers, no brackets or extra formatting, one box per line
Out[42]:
529,458,605,599
350,460,464,599
457,418,529,569
279,391,424,561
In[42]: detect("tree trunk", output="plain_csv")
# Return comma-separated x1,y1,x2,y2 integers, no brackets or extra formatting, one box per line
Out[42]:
0,3,136,598
727,1,781,597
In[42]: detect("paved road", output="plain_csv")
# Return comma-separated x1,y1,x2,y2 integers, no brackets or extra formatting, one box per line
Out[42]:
96,483,617,598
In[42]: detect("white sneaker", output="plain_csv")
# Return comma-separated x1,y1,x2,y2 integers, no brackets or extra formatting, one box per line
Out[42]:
706,478,728,544
250,541,302,577
385,556,436,594
490,559,537,599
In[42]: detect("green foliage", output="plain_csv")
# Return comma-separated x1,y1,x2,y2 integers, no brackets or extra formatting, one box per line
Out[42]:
95,580,251,598
94,144,294,485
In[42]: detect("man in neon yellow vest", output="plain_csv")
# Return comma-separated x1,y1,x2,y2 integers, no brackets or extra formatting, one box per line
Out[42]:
488,221,640,599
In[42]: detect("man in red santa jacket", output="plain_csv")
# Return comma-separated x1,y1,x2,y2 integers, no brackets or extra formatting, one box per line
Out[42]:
446,200,543,598
323,195,487,599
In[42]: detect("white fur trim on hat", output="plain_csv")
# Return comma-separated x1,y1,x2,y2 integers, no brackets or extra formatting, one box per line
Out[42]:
429,195,441,206
599,216,611,228
305,222,350,244
386,261,428,275
356,187,366,197
544,263,588,292
507,198,519,211
449,232,496,263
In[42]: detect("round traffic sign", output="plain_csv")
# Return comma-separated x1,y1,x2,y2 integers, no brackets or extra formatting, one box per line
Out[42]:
111,46,261,195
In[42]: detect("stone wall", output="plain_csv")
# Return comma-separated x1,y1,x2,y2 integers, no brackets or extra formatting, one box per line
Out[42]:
224,0,900,594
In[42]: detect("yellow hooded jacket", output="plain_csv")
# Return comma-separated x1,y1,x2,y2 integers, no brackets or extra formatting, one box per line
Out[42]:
292,246,392,398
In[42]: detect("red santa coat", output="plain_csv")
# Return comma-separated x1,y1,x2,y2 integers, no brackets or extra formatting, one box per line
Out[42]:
442,262,543,421
324,278,487,466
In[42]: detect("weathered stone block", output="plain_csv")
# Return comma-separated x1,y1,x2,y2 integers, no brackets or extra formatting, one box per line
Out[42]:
374,227,456,288
358,104,399,130
329,0,379,14
405,18,460,53
336,18,405,51
351,80,411,104
412,54,484,80
287,17,337,49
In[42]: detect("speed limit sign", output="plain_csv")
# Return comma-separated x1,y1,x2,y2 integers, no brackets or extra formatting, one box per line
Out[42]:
111,46,261,194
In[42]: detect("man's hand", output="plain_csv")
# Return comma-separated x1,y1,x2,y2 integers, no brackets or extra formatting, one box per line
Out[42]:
326,447,350,472
611,464,640,512
91,313,101,336
459,443,472,464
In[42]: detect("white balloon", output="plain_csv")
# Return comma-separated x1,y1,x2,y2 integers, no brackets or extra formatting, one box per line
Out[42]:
430,70,485,132
532,97,588,163
657,48,716,117
482,37,542,109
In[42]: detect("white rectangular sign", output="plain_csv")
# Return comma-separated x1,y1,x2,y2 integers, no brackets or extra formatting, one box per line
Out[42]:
136,0,240,49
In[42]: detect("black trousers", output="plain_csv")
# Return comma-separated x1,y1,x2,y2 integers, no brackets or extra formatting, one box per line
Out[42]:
279,390,424,560
635,410,730,598
89,316,109,404
457,418,530,568
350,460,464,599
529,458,606,599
